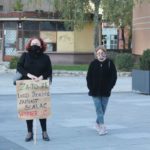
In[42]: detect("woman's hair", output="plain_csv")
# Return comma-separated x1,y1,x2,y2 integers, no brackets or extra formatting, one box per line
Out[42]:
25,37,47,52
94,45,107,58
95,45,107,52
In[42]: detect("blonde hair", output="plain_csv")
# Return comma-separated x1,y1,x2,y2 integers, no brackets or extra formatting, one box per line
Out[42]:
95,45,107,52
94,45,107,58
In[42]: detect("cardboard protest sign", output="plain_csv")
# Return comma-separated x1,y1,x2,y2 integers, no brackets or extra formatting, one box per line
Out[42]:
16,80,51,120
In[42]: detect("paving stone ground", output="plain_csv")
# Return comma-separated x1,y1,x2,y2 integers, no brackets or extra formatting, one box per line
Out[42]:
0,92,150,150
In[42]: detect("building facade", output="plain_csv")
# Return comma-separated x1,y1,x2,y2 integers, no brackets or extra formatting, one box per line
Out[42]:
132,1,150,55
0,0,96,64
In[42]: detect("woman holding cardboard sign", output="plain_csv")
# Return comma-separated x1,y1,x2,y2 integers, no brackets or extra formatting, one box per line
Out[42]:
17,37,52,142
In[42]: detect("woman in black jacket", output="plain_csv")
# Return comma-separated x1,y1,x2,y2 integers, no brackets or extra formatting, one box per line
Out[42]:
86,45,117,135
17,37,52,142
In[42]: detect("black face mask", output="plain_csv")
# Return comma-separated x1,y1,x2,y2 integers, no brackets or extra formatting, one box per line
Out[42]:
30,45,41,54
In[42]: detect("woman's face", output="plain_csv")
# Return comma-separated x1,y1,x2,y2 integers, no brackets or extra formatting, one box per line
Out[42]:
96,49,106,60
30,39,41,47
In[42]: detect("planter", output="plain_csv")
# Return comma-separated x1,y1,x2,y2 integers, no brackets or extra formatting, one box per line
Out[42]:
132,69,150,94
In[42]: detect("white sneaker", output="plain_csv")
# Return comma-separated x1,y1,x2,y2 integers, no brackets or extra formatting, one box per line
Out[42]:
95,123,100,132
98,124,108,136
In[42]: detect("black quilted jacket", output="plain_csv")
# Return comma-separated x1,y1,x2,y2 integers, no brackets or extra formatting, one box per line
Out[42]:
86,59,117,97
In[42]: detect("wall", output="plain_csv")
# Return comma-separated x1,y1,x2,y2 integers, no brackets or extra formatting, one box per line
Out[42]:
132,1,150,55
48,52,94,64
74,23,94,53
118,27,130,49
57,32,74,53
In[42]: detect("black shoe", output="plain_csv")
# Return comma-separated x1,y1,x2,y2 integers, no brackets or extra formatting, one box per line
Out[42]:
25,132,33,142
42,131,50,141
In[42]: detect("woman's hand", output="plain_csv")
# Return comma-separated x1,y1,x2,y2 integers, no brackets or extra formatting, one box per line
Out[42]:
37,75,43,80
27,73,38,80
34,75,43,81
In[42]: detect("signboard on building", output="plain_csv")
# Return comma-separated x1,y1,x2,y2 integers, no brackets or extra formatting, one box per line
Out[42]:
57,31,74,52
40,31,57,43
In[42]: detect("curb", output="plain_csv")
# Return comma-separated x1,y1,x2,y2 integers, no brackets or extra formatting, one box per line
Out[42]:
51,70,131,77
0,69,132,77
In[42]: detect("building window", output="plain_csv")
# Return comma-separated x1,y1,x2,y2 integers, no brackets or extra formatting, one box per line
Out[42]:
21,21,39,50
18,30,23,51
47,43,56,52
0,38,2,51
110,35,118,49
24,30,39,38
0,5,3,11
23,31,39,48
0,22,3,30
40,22,56,31
23,21,39,30
102,35,107,48
57,22,73,31
4,22,17,30
4,30,17,56
0,23,2,40
0,31,2,38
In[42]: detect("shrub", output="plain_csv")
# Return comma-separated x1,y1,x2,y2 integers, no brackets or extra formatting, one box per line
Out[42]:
115,53,134,71
140,49,150,70
9,56,19,69
107,51,117,63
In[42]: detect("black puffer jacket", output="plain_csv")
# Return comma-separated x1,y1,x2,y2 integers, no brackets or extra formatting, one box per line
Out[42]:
17,52,52,81
86,59,117,97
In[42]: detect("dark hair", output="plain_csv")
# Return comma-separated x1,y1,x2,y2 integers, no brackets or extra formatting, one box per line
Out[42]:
25,37,47,52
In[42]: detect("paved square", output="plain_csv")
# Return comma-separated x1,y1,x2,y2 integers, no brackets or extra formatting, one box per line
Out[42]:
0,92,150,150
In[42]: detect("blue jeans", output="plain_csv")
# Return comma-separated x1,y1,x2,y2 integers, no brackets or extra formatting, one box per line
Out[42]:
92,96,109,124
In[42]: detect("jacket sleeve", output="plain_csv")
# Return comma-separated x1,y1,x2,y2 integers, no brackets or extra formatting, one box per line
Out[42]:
86,62,93,90
17,52,28,76
42,56,52,82
109,60,117,90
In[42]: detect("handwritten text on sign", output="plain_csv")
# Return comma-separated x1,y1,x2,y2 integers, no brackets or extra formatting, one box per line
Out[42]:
16,80,51,120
